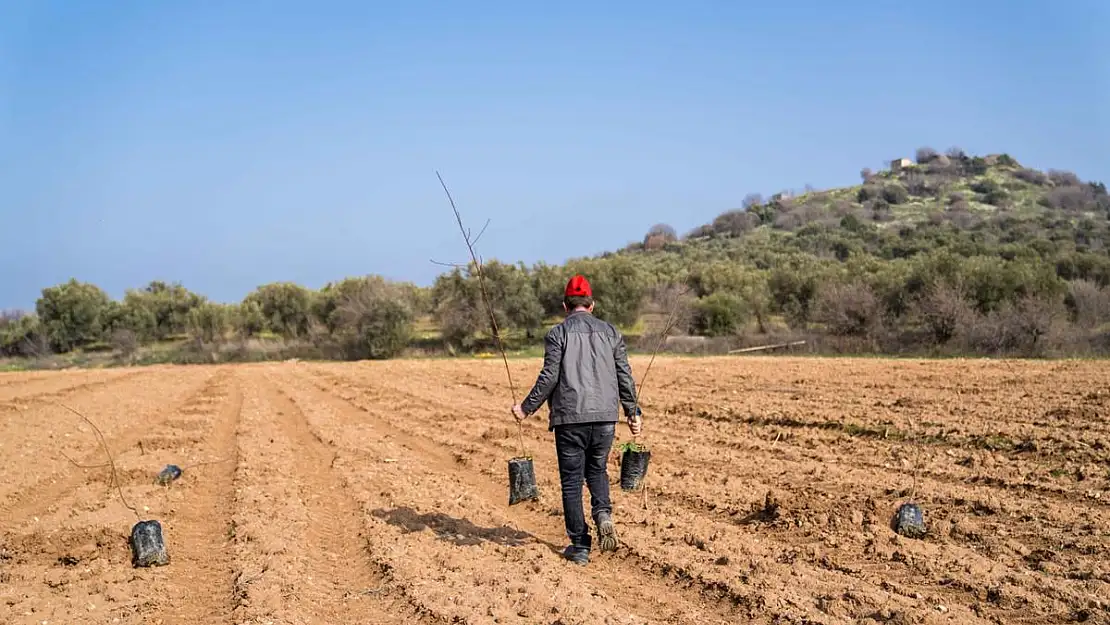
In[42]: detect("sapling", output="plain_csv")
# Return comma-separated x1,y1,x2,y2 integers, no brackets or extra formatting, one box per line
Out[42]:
617,277,691,494
155,457,229,486
53,402,170,567
888,396,925,539
618,441,651,492
156,464,183,486
435,171,538,506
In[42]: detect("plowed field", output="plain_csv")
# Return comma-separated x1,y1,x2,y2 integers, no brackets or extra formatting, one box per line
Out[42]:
1,357,1107,624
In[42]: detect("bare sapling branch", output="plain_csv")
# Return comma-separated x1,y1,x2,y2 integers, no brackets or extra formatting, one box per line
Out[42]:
632,276,693,425
430,259,470,269
61,450,110,469
10,404,112,471
434,171,526,458
54,401,142,521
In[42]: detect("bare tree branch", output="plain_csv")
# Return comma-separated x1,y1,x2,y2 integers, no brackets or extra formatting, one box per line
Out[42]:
435,171,526,458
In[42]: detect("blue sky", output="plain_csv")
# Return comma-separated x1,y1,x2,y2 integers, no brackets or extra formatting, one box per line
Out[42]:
1,0,1106,309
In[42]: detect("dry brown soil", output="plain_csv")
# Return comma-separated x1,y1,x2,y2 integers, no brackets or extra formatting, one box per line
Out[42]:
0,357,1107,624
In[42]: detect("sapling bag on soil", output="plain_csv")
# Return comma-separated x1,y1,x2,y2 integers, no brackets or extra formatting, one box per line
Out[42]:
619,442,651,491
156,464,182,485
130,520,170,568
891,502,926,539
507,457,539,505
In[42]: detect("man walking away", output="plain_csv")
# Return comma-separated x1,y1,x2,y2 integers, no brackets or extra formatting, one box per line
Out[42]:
511,274,643,565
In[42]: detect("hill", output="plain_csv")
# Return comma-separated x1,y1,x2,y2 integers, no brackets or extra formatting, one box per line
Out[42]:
628,148,1109,265
2,147,1109,367
593,147,1110,355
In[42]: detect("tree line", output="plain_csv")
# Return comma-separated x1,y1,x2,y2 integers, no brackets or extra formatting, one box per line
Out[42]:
0,258,656,362
3,148,1109,362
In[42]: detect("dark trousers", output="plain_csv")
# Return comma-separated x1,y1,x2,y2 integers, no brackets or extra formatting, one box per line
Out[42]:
553,421,616,549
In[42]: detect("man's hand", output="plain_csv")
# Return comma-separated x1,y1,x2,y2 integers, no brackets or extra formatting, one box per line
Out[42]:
627,408,643,436
511,404,527,422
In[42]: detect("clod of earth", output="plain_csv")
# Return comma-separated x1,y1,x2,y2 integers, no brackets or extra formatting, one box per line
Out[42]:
129,519,170,568
891,502,927,539
507,456,539,505
155,464,183,485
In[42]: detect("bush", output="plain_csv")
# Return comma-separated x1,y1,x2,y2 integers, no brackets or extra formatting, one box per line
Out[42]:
691,292,747,337
1065,280,1110,328
915,282,974,344
965,157,989,175
235,301,266,338
868,199,892,222
915,147,940,164
1041,186,1097,212
331,287,414,360
947,206,978,229
122,281,206,340
812,281,884,338
1015,168,1049,185
0,314,46,357
857,185,880,203
685,224,715,239
712,210,760,237
773,210,806,231
187,303,234,344
881,184,909,205
961,295,1065,356
242,282,314,338
36,279,113,353
110,329,139,361
971,179,1009,207
905,173,937,197
1047,170,1081,187
769,262,836,329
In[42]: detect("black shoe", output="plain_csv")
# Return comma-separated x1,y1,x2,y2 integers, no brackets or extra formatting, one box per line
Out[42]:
596,512,618,552
562,545,589,565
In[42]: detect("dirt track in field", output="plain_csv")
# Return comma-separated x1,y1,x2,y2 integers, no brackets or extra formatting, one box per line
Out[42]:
0,357,1107,624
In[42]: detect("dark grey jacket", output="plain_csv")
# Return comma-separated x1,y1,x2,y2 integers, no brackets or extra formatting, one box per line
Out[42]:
520,311,638,430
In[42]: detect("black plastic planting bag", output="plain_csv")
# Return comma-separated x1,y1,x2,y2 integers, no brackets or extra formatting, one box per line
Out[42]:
156,464,182,485
619,444,651,491
891,502,926,539
507,457,539,505
130,520,170,567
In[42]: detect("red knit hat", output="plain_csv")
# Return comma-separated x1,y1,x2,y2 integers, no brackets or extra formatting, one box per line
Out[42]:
565,274,592,297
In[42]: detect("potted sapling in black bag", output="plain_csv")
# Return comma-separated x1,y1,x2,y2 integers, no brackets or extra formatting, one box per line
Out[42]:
619,406,650,491
507,452,539,505
618,440,651,491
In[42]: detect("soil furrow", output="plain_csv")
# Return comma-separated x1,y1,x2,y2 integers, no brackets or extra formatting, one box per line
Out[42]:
326,365,1110,523
0,367,219,527
350,369,1110,493
282,365,776,623
0,367,242,624
310,365,1108,540
305,362,1109,625
2,358,1107,625
155,373,244,625
229,369,429,624
0,368,151,404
